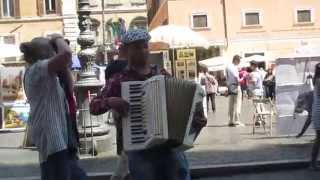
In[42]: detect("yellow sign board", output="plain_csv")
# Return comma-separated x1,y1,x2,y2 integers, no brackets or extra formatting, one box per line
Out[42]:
177,49,196,60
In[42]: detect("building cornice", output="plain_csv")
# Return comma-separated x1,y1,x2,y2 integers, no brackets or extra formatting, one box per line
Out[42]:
230,34,320,43
91,8,147,15
0,16,63,24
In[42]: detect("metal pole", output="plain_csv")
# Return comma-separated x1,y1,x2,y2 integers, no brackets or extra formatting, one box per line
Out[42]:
88,90,95,156
172,48,176,77
102,0,106,46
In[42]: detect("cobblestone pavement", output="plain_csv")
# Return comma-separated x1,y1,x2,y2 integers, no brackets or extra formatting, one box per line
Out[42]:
0,96,316,178
196,169,320,180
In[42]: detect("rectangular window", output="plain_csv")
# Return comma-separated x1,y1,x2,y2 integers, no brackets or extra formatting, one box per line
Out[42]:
244,52,265,58
45,0,56,14
106,0,122,5
0,35,16,44
245,12,260,26
297,10,312,23
3,35,15,44
192,14,208,29
1,0,14,17
0,35,19,63
131,0,145,5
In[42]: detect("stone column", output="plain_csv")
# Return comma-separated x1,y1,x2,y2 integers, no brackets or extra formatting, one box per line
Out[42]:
61,0,79,51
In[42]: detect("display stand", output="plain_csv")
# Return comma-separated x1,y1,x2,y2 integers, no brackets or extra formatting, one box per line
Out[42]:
175,49,197,81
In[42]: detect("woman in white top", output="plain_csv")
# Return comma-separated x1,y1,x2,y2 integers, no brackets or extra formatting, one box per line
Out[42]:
311,63,320,170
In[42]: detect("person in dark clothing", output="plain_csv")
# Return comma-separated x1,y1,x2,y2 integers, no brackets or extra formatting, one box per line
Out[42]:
104,44,130,180
105,45,128,80
263,68,276,100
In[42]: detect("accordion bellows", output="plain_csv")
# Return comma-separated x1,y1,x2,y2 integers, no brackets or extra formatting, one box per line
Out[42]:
121,75,205,151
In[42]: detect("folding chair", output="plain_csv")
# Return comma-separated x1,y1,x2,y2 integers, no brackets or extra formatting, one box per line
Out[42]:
252,98,276,135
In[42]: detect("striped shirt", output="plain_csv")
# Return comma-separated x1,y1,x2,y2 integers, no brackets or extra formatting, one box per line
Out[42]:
24,59,68,163
312,79,320,130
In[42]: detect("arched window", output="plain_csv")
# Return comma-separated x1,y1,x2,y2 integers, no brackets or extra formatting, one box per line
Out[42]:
105,18,126,45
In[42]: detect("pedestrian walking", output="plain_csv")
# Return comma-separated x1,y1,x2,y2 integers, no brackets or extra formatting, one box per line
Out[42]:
104,45,130,180
200,68,218,113
263,68,276,100
226,55,244,127
248,61,264,98
20,35,88,180
239,67,249,100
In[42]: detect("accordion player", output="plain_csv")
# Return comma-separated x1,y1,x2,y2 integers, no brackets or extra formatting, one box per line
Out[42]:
121,75,206,151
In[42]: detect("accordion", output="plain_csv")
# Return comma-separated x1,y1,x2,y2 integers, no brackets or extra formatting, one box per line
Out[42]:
121,75,205,151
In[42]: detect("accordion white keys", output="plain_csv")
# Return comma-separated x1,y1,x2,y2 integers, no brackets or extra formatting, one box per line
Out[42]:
121,75,205,151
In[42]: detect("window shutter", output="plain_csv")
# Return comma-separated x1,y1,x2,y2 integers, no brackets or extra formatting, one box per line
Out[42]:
297,10,311,23
37,0,44,16
0,2,2,19
56,0,62,15
14,0,21,18
245,13,260,25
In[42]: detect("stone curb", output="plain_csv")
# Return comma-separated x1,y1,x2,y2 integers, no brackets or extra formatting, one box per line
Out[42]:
190,159,310,178
0,159,311,180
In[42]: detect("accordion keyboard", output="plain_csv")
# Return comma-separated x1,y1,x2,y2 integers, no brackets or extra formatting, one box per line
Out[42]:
127,83,148,145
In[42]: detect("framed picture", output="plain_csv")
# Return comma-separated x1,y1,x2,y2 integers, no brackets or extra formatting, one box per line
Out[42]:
177,49,196,60
1,67,26,103
3,103,29,129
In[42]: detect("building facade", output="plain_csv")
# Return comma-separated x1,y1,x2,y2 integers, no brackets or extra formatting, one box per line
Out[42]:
148,0,320,61
90,0,148,46
0,0,79,65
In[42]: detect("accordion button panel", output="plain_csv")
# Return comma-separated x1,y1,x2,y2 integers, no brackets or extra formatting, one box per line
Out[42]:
127,83,148,148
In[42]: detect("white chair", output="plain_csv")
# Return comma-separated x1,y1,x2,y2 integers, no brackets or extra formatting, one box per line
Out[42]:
252,98,276,135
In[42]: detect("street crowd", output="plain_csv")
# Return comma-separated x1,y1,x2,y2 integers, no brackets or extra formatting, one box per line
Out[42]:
199,55,275,126
198,54,320,171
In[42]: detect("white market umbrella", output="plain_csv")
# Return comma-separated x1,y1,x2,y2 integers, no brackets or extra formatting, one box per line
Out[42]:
0,44,22,58
199,56,228,71
150,25,210,77
149,25,210,49
199,56,249,72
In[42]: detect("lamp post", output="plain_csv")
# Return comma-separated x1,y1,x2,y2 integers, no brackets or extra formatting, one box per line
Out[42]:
102,0,105,46
76,0,111,155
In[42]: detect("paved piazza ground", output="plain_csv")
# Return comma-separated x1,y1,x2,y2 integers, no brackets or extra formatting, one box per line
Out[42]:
0,96,316,178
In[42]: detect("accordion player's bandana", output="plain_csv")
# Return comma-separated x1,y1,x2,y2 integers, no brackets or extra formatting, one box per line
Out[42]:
121,29,151,45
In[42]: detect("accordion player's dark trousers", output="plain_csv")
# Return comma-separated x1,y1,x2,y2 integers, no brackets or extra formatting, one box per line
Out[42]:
127,150,191,180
